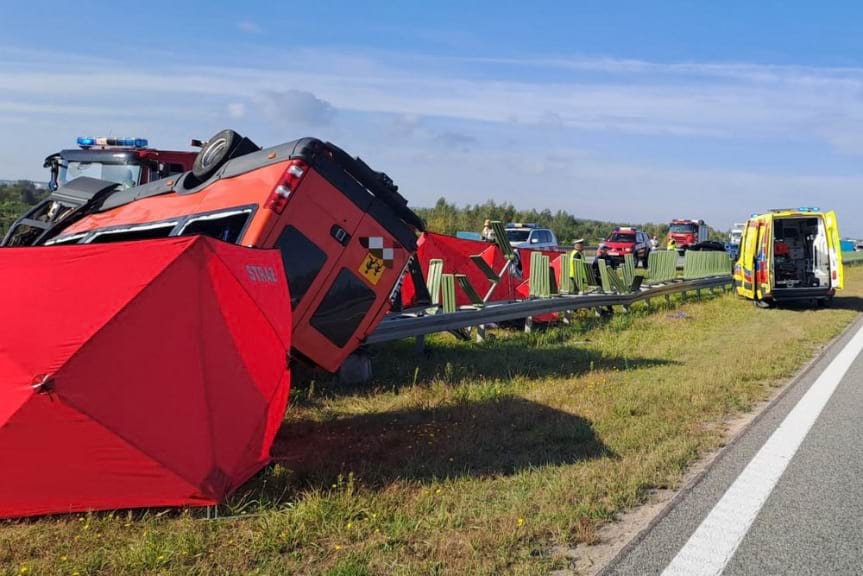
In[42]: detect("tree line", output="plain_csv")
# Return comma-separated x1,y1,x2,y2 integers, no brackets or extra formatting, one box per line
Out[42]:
0,184,727,245
414,198,727,245
0,181,48,236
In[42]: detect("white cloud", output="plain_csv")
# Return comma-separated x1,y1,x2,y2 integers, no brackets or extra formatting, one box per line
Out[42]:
227,102,246,119
1,47,863,234
2,48,863,147
237,21,262,34
254,90,336,126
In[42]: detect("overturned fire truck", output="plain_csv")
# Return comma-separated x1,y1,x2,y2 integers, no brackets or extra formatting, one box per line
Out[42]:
2,130,426,373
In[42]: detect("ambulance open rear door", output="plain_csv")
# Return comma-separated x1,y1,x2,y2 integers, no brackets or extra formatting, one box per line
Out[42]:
824,211,844,290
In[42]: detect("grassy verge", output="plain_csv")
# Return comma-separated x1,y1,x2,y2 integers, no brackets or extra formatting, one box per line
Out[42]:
3,270,863,576
845,251,863,264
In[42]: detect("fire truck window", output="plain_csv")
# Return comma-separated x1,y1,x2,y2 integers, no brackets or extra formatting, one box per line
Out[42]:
180,213,249,244
88,225,175,243
66,162,141,189
4,224,42,247
310,268,377,348
275,225,327,308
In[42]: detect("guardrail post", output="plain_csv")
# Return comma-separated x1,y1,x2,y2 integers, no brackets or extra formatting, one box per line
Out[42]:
476,324,487,343
524,316,533,333
415,335,426,354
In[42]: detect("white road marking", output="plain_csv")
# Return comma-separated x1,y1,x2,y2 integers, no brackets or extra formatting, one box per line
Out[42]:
662,322,863,576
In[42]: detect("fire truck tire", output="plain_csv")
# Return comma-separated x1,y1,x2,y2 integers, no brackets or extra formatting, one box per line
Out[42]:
192,129,240,181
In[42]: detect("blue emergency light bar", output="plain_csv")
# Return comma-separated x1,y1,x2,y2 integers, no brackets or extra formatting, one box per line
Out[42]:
77,137,149,149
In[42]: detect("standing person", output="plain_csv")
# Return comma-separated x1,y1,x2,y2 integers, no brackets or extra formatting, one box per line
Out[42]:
650,235,659,250
667,237,677,251
592,243,617,276
569,238,586,280
592,244,615,315
481,219,495,242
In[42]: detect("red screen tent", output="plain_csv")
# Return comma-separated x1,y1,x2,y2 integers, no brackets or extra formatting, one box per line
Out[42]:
0,236,292,519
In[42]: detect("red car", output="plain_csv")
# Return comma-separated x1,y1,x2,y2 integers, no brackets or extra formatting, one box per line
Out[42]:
601,227,651,267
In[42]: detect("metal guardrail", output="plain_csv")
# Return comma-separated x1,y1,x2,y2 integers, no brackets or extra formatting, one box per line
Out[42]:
368,275,732,344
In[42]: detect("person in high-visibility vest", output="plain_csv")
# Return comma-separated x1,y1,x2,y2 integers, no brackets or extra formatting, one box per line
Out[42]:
569,238,585,279
667,237,677,251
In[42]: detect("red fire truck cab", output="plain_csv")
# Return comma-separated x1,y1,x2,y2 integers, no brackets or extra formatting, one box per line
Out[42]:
667,219,709,252
44,137,197,192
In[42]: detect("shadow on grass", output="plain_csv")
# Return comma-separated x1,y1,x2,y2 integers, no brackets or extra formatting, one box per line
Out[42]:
772,295,863,313
269,396,614,490
829,295,863,312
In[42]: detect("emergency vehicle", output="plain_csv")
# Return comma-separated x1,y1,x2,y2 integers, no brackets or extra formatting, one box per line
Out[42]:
733,208,844,306
667,219,709,252
602,227,651,266
44,137,197,191
3,130,425,372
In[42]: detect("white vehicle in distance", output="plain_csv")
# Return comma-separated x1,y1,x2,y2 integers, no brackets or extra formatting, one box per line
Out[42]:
505,223,559,249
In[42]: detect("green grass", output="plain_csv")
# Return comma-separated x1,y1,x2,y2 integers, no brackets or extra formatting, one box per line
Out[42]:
845,251,863,264
3,270,863,576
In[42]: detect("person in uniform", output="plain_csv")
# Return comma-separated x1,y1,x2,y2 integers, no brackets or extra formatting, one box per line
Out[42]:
481,219,495,242
569,238,586,282
592,243,617,276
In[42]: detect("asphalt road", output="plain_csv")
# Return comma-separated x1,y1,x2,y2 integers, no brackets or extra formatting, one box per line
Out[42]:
602,315,863,576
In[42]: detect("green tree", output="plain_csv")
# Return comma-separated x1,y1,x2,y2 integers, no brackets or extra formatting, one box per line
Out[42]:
0,181,48,236
413,198,725,245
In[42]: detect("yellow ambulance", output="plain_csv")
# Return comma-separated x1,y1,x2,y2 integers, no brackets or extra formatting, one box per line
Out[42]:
734,208,844,306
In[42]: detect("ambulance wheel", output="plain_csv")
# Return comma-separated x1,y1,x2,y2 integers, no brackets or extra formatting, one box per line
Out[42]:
192,129,240,181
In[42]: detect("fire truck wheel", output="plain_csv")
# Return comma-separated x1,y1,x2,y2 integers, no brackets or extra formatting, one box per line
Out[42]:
192,129,240,181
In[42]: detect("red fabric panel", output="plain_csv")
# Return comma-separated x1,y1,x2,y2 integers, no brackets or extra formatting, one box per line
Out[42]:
0,396,208,519
401,233,565,321
0,237,292,518
401,232,520,307
0,240,191,394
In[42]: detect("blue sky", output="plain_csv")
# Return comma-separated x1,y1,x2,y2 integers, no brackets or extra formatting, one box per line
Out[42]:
2,1,863,235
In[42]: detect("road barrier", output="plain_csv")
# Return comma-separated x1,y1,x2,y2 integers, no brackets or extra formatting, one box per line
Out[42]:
648,251,678,283
369,275,731,344
683,251,733,279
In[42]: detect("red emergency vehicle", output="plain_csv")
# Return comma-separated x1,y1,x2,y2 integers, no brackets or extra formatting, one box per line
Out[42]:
601,227,652,267
44,137,197,191
5,130,425,373
667,219,709,251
